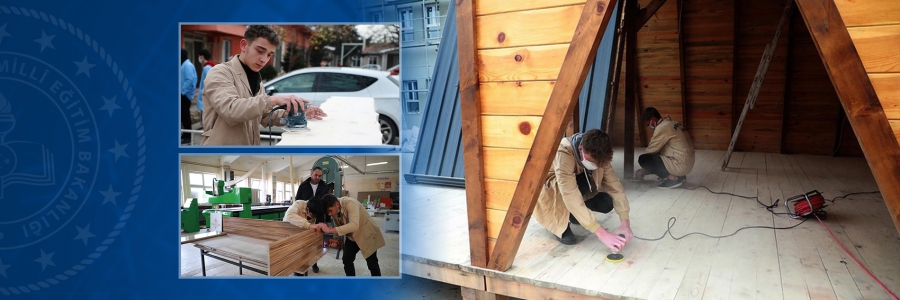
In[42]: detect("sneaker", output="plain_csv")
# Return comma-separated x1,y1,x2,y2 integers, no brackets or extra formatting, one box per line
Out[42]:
559,226,576,245
312,263,319,273
634,169,644,180
657,177,684,189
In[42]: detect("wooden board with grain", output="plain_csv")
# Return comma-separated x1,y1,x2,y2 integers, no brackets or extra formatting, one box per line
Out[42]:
268,230,327,276
475,0,586,16
479,81,554,116
847,25,900,73
833,0,900,27
486,208,507,239
872,73,900,119
477,44,569,82
484,179,516,210
222,217,304,242
481,116,541,149
476,5,583,49
482,147,528,181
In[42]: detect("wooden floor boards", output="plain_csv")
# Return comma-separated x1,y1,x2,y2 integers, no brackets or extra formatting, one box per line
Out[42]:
403,148,900,299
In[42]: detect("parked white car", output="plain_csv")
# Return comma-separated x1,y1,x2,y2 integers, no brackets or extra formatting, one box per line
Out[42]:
262,67,401,144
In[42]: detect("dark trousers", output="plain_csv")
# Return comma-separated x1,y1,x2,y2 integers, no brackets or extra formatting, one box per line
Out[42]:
570,172,615,224
638,153,670,179
180,94,192,141
573,171,614,215
342,239,381,276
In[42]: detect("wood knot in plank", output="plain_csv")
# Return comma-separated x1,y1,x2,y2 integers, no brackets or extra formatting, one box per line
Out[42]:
512,216,523,228
596,1,607,14
514,54,523,62
518,122,531,135
497,32,506,43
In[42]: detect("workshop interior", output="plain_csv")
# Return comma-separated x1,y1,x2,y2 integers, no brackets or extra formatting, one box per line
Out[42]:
179,155,400,277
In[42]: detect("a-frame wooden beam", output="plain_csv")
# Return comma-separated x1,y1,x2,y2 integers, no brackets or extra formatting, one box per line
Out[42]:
487,0,619,271
795,0,900,234
635,0,669,28
456,0,489,268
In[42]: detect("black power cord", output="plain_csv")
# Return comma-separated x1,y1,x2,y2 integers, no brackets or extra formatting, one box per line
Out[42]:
827,191,880,203
266,106,279,146
631,186,880,241
634,217,809,241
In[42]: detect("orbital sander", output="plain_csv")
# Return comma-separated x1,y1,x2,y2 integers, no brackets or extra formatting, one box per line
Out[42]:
279,106,308,131
267,89,309,132
605,234,626,263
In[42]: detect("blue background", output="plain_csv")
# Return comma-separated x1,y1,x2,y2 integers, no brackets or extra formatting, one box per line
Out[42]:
0,0,410,298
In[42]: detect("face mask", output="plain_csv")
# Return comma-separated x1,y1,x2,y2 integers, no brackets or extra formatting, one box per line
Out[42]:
580,149,598,171
647,120,657,130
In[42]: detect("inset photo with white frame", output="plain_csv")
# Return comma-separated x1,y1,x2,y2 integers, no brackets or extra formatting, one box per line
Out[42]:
179,154,400,277
179,24,401,146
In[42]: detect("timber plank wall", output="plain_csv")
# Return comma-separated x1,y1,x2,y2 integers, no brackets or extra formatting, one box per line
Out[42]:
834,0,900,151
608,0,872,156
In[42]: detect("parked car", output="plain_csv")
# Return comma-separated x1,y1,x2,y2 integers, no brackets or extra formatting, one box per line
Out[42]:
360,64,382,71
261,67,401,145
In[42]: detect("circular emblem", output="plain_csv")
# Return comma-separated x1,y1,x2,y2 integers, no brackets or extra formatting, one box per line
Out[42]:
0,6,145,295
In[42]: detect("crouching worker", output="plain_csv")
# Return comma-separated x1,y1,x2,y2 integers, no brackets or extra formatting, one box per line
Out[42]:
282,198,324,275
534,129,633,253
636,107,695,189
308,195,385,276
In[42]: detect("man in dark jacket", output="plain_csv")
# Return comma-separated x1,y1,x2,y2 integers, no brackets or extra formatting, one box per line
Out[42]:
296,167,327,201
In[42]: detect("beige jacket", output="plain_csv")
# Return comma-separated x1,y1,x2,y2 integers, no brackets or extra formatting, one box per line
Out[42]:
535,138,630,238
647,116,695,176
333,197,386,259
283,200,314,229
200,55,289,145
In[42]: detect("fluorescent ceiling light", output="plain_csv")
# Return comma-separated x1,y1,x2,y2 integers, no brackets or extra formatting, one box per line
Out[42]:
366,162,388,166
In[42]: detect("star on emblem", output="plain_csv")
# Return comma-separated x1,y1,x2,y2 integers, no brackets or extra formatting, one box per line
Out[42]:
74,224,96,245
34,30,55,52
34,249,55,271
74,56,96,77
107,140,129,162
100,95,121,117
99,185,121,206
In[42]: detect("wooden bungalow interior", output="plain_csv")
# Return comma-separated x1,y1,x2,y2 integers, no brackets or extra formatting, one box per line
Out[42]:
402,0,900,298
